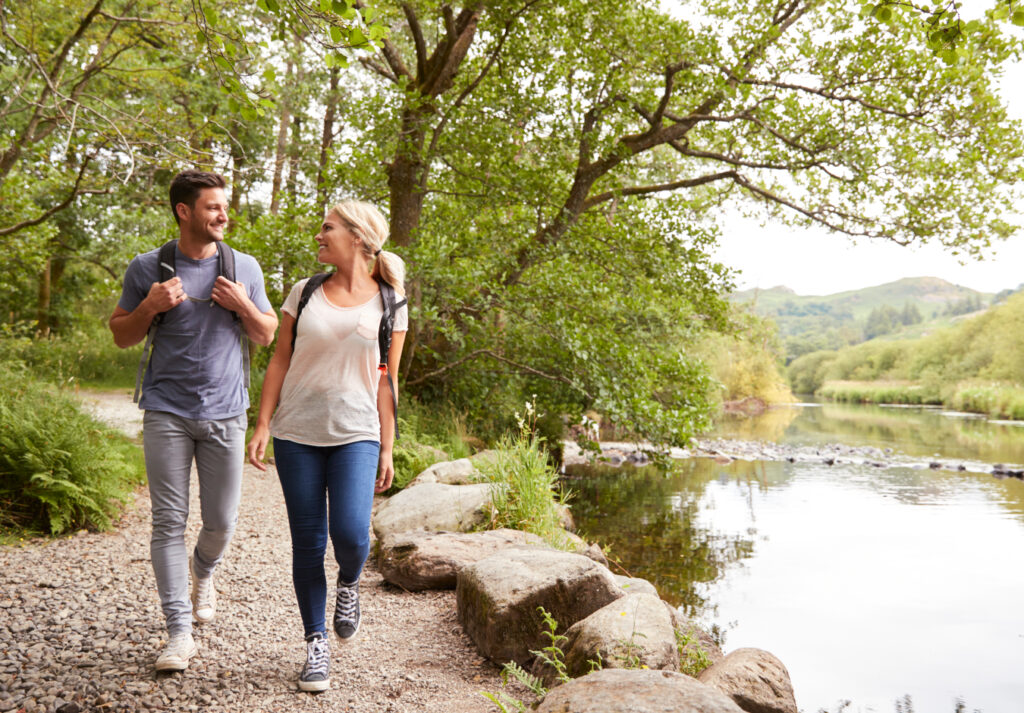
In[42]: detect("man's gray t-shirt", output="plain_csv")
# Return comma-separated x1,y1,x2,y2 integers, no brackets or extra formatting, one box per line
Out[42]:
118,244,272,420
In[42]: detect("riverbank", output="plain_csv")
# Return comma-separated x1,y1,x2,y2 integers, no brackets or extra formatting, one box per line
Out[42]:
563,435,1024,479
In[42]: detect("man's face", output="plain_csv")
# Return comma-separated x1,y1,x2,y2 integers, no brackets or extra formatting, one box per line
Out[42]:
180,187,228,242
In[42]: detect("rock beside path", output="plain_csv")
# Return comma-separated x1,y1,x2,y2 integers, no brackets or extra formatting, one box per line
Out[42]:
535,668,747,713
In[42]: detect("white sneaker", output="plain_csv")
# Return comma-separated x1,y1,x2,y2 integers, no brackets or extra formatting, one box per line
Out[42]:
155,632,197,672
190,557,216,623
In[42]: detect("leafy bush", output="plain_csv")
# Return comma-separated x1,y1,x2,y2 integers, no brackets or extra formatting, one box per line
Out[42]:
0,362,145,535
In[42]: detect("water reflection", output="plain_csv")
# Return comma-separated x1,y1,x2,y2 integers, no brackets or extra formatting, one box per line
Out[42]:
566,458,759,616
568,402,1024,712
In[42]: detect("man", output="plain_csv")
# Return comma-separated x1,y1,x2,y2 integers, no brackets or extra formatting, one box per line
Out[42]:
110,171,278,672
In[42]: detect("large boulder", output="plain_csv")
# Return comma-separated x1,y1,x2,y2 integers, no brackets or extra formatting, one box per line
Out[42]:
457,547,623,666
378,528,548,590
372,482,492,539
557,593,679,679
409,458,478,486
535,668,747,713
698,648,797,713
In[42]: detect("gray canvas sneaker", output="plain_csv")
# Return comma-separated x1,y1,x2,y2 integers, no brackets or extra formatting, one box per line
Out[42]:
333,577,360,642
298,632,330,692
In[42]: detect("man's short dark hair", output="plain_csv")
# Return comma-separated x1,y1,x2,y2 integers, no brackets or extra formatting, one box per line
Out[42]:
169,170,227,224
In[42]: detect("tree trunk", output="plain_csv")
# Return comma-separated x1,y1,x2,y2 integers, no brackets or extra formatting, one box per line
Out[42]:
228,121,244,231
285,114,302,200
386,108,430,247
316,66,341,215
270,61,294,216
35,258,52,337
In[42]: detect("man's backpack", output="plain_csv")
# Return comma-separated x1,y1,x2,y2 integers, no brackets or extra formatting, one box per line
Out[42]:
133,240,248,403
292,273,407,438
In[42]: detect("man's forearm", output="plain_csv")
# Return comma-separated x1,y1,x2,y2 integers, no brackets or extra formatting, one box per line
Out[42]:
238,305,278,346
109,302,159,348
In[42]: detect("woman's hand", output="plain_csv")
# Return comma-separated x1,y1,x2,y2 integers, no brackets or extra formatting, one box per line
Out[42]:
375,450,395,493
247,424,271,471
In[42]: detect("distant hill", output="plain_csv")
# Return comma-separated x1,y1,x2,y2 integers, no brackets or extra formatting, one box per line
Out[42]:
732,277,989,322
730,277,995,361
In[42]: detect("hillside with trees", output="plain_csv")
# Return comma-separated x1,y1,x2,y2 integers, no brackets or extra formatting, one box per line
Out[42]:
731,277,996,361
787,291,1024,419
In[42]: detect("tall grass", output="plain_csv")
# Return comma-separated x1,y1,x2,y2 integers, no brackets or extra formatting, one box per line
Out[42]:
474,431,572,549
0,361,145,535
948,381,1024,420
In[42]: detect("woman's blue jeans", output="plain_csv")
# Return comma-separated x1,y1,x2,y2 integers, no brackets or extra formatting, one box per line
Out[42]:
273,438,379,637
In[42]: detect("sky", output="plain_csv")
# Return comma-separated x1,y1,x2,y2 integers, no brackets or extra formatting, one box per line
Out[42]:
709,9,1024,297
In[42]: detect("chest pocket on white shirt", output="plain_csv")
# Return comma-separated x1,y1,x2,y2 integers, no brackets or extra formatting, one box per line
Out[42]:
355,311,379,341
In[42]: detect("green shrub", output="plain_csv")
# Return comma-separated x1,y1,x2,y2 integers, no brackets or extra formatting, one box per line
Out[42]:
0,318,140,389
0,361,145,535
389,398,473,491
474,431,572,548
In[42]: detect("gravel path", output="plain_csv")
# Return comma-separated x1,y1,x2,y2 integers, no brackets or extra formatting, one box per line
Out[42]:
1,390,507,713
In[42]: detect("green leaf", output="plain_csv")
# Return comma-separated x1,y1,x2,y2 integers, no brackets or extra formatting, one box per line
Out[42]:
213,55,232,72
256,0,268,11
368,24,387,41
859,3,874,18
330,25,343,43
332,52,348,68
1012,10,1024,26
227,97,240,112
361,6,377,21
320,0,332,12
262,67,276,82
993,4,1010,20
332,0,347,12
266,0,280,12
877,6,892,22
348,27,368,46
203,5,219,26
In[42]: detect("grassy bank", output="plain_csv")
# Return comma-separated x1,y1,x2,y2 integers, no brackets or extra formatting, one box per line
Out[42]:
788,292,1024,419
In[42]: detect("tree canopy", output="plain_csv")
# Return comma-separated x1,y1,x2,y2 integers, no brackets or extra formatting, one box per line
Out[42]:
2,0,1022,444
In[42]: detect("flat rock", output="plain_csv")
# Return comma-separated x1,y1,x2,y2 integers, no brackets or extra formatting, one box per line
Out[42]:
372,482,492,539
536,668,747,713
456,547,623,666
698,648,797,713
409,458,478,486
378,528,548,591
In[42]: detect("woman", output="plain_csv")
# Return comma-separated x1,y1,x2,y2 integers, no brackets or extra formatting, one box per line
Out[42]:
246,200,407,692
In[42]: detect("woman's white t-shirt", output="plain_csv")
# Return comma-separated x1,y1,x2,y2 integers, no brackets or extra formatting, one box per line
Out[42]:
269,278,408,447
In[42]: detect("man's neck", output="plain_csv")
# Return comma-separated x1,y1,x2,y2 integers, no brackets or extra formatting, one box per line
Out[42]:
176,232,219,260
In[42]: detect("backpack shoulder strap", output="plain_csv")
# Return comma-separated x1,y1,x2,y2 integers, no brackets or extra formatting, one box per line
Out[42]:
291,273,332,349
375,278,406,439
134,240,179,403
216,242,235,284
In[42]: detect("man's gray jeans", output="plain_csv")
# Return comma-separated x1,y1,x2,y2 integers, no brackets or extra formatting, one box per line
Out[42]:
143,410,246,635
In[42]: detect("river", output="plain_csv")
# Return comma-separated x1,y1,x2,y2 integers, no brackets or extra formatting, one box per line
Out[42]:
565,402,1024,713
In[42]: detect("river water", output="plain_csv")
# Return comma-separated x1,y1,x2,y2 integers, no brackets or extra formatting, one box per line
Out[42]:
566,402,1024,713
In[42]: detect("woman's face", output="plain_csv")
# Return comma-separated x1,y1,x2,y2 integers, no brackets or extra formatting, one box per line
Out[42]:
315,212,359,265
